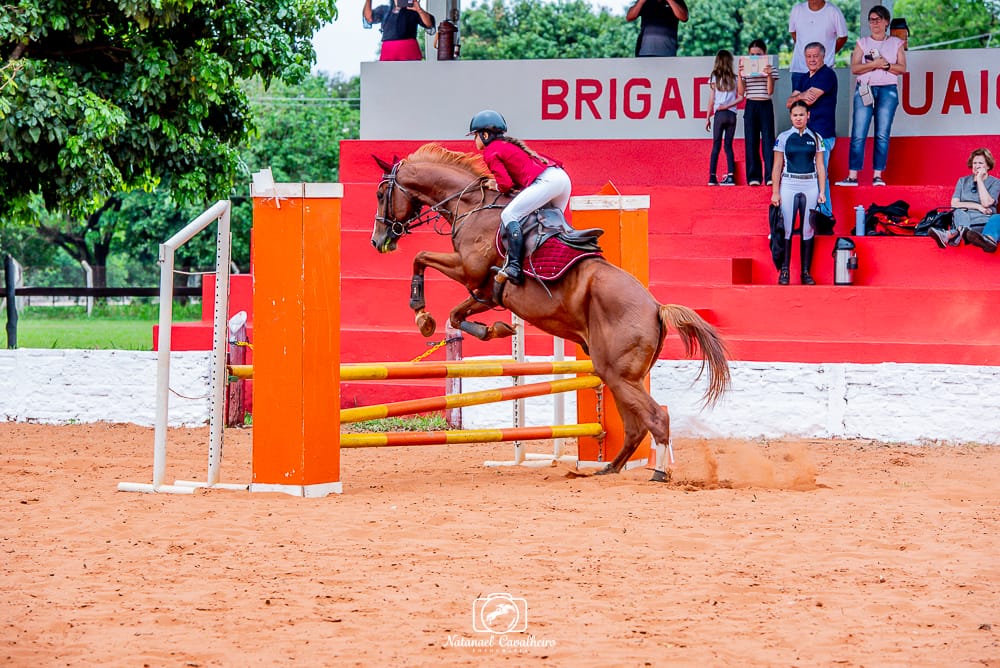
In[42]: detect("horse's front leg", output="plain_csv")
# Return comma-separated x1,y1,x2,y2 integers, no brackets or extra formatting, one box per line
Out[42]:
448,295,517,341
410,250,475,338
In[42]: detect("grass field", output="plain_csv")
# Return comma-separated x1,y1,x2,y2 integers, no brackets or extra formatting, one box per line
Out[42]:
1,302,202,350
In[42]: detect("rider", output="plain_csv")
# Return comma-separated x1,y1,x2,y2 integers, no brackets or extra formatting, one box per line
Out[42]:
468,110,572,285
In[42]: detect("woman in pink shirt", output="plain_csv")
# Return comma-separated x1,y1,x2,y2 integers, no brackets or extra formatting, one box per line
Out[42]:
468,110,572,285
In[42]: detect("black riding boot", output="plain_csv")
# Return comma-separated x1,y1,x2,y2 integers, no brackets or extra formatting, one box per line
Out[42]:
498,223,525,285
800,237,816,285
778,237,792,285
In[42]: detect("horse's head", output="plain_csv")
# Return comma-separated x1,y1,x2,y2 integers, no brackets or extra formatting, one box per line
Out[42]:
371,154,422,254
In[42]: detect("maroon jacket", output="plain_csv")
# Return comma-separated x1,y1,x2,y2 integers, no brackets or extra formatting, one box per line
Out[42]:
482,140,551,193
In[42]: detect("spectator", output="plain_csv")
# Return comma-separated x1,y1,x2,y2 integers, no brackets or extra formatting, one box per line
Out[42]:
738,39,778,187
789,0,848,93
965,215,1000,253
836,5,906,187
889,18,910,50
771,100,827,285
468,110,572,285
706,50,742,186
929,148,1000,249
626,0,689,57
363,0,436,61
786,42,837,217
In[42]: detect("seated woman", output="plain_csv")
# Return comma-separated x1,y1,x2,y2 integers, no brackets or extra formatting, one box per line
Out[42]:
929,148,1000,249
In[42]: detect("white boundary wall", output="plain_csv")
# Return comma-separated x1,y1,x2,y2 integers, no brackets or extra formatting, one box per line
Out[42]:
1,349,997,444
0,350,211,426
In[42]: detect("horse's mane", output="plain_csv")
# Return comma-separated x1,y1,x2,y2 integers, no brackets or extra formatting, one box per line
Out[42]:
406,143,490,179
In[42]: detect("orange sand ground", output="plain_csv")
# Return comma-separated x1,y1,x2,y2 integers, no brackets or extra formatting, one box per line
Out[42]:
2,423,998,667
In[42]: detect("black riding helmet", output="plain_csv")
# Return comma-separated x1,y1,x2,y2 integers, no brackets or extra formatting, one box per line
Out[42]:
468,109,507,144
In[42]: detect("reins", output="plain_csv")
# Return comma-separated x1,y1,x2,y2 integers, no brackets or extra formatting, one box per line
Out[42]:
377,161,505,241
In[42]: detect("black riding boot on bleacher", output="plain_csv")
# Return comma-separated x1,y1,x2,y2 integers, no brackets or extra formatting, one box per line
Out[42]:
778,237,792,285
498,223,525,285
800,237,816,285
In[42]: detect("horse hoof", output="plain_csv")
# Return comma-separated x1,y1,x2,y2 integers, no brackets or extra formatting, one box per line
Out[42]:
490,322,516,339
650,469,671,483
594,464,617,476
415,312,437,337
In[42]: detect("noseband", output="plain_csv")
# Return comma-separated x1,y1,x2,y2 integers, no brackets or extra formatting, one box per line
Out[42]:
376,161,493,240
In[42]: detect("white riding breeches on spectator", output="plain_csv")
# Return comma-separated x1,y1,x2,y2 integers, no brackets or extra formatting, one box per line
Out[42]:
779,175,819,240
500,167,572,228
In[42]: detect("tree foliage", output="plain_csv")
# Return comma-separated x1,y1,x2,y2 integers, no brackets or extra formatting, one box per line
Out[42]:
894,0,1000,49
241,73,360,183
0,0,338,223
459,0,861,63
460,0,638,60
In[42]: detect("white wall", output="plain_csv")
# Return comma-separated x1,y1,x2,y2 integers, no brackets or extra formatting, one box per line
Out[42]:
4,349,995,444
360,49,999,140
0,350,211,426
462,358,1000,444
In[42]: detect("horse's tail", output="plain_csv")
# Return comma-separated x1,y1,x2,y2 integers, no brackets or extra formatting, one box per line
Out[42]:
658,304,731,407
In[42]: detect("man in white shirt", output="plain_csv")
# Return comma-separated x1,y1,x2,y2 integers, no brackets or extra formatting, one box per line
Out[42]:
789,0,848,91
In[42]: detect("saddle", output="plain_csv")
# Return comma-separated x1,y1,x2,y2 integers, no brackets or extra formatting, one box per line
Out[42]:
495,207,604,282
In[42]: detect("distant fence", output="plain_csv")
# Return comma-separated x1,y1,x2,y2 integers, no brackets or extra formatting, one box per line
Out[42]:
3,253,201,348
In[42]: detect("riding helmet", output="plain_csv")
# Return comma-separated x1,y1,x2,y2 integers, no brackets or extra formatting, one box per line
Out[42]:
468,109,507,135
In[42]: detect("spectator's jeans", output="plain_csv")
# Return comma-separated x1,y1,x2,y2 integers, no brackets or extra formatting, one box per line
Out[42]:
983,214,1000,241
709,109,737,178
848,84,899,172
817,137,835,216
743,99,775,184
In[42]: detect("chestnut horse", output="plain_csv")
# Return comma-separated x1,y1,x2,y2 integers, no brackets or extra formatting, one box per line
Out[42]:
371,144,730,479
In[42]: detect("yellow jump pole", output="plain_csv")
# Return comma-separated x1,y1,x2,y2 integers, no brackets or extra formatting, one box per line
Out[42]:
341,423,604,448
341,375,602,424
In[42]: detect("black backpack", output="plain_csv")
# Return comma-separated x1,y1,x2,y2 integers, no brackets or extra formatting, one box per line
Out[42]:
913,207,955,236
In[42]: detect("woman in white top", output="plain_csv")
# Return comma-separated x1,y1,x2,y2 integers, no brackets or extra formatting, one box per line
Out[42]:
836,4,906,187
706,50,743,186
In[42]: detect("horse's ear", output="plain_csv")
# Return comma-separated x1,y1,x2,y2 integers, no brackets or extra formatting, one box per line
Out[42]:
372,154,394,174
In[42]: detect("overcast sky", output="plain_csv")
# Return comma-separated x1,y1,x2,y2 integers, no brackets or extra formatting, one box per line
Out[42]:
312,14,383,79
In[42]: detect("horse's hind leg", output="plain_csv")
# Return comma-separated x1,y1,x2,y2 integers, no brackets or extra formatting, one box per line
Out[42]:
596,379,671,477
448,296,516,341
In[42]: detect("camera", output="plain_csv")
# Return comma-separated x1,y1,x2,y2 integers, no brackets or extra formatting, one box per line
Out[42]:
397,0,414,7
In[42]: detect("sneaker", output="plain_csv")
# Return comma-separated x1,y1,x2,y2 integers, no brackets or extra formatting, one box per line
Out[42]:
928,227,956,249
950,227,965,246
720,174,736,186
765,179,773,186
964,228,998,253
748,180,761,186
872,176,887,186
708,176,719,186
836,177,859,186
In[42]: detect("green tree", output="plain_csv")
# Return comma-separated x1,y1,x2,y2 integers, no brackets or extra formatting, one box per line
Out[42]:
458,0,860,64
241,72,360,183
0,0,338,224
894,0,1000,49
460,0,638,60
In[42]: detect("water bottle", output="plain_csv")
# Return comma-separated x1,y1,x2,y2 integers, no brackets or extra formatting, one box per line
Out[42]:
854,205,866,236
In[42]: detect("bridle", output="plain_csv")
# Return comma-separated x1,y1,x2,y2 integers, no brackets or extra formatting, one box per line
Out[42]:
375,161,502,241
